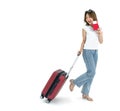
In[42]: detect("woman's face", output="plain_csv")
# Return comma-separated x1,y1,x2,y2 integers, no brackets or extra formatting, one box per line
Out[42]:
86,13,93,25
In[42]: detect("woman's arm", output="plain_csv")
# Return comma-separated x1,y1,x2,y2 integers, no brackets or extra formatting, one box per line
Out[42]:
96,28,103,44
77,29,86,55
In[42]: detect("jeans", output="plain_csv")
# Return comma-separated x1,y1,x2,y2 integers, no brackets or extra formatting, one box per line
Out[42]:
73,49,98,95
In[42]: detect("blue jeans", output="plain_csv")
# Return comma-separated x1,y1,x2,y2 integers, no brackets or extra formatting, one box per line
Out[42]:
73,49,98,95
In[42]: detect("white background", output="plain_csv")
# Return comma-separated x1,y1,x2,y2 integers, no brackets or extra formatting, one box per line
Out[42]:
0,0,120,111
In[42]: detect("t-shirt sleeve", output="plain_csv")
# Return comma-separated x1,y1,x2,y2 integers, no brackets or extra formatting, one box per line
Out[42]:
82,25,87,31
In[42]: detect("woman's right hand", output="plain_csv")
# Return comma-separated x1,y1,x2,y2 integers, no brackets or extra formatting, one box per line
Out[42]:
77,51,81,56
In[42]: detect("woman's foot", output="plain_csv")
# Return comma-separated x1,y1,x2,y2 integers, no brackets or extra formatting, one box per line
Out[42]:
82,94,93,101
69,79,75,91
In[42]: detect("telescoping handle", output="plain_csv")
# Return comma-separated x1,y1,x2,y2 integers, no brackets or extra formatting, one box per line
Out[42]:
66,56,79,77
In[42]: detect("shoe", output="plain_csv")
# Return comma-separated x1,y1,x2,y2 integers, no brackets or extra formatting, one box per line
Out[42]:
82,94,93,101
69,79,75,91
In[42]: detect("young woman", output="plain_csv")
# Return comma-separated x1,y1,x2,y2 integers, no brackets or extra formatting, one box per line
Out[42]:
69,9,103,101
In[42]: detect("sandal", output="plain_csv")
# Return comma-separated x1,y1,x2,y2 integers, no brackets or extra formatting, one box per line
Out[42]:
82,94,93,101
69,79,75,91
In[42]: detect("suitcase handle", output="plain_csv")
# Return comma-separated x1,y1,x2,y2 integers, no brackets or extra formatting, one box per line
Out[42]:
66,55,79,77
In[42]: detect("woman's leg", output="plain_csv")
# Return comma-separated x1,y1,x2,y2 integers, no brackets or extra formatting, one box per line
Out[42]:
69,50,96,92
69,50,98,98
81,50,98,100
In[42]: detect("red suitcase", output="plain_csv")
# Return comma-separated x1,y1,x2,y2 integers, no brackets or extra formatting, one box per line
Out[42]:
40,56,79,103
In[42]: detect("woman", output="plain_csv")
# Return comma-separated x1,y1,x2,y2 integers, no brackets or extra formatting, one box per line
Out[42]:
69,9,103,101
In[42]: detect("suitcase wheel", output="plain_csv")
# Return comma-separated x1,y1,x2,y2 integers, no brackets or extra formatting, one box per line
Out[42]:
45,99,51,103
40,94,44,99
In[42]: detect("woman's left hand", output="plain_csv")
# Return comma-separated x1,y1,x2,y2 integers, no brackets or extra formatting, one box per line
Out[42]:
96,28,102,35
96,28,103,44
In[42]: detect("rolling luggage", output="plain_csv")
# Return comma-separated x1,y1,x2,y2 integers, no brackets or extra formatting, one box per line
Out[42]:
40,56,79,103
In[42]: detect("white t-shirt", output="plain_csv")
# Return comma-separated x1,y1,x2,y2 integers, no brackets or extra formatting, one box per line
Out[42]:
83,25,99,50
